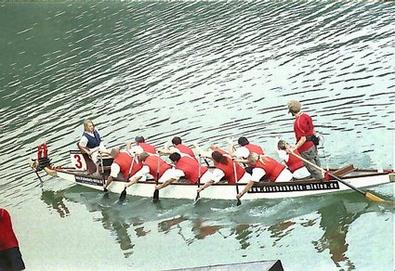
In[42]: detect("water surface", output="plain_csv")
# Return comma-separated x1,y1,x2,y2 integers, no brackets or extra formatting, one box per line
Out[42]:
0,1,394,270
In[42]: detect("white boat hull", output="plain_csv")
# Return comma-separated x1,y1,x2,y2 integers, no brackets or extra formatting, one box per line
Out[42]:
49,168,394,200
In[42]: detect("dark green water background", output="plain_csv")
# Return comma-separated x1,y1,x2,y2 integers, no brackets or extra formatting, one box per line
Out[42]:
0,1,394,270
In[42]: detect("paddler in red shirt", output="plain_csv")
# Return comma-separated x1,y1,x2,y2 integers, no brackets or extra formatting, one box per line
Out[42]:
0,208,25,271
171,136,197,160
157,136,197,161
154,152,212,190
277,139,310,179
287,100,323,180
197,150,251,193
133,136,157,155
103,147,143,192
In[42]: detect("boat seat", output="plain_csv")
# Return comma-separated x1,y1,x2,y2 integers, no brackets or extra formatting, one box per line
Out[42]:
332,164,355,177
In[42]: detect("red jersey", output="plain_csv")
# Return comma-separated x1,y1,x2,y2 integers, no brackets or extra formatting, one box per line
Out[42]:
175,144,196,160
174,156,207,184
114,152,143,178
143,155,171,180
0,208,19,251
244,143,264,155
251,156,285,182
294,112,315,152
214,157,245,184
139,143,156,154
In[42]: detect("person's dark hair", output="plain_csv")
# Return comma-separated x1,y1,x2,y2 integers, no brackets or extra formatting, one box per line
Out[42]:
238,137,249,146
169,152,181,162
212,151,228,164
171,136,182,145
135,136,145,143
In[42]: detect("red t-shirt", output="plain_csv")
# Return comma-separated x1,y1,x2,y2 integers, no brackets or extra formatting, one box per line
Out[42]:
139,143,156,154
0,208,19,251
294,113,315,152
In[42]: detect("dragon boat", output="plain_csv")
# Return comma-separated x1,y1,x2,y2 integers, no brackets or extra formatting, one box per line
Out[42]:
31,144,395,201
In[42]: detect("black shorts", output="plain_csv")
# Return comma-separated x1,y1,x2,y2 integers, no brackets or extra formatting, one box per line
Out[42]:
0,247,25,271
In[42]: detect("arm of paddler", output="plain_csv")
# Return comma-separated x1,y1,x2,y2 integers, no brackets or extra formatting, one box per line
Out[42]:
104,163,120,191
125,175,142,188
235,158,248,164
292,136,306,151
77,143,92,156
124,165,150,188
158,146,179,156
237,180,255,199
199,149,214,160
155,177,178,190
98,149,111,157
125,141,133,151
157,148,171,156
197,168,223,192
197,180,214,193
226,138,235,156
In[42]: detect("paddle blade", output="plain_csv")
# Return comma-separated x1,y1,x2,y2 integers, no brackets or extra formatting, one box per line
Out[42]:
365,192,387,203
236,198,241,206
153,189,159,202
119,188,127,202
102,192,109,200
194,192,200,205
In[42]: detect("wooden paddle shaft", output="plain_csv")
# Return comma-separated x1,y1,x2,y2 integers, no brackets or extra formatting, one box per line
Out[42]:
290,151,365,195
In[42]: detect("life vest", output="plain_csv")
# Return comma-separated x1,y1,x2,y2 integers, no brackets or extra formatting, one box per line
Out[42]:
0,208,19,251
174,156,207,184
83,130,101,149
139,143,156,154
244,143,264,155
287,150,305,172
114,152,143,179
214,157,245,184
143,155,171,180
251,156,285,182
175,144,196,160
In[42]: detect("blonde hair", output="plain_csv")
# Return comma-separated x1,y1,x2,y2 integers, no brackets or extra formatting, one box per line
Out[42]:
287,100,301,114
247,152,260,164
110,147,120,158
83,119,94,132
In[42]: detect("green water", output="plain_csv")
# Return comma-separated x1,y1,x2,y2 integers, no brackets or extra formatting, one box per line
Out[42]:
0,1,394,270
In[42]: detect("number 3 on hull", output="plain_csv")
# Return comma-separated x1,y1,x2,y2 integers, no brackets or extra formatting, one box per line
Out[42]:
70,150,87,171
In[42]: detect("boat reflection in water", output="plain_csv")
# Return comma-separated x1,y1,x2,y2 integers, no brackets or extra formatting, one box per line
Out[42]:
39,185,393,269
40,190,70,218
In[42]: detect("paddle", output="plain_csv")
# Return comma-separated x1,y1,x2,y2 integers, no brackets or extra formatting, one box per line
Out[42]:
289,150,388,203
34,170,44,184
232,158,242,206
229,143,242,206
194,154,202,204
153,153,161,202
99,151,106,188
192,143,211,167
119,188,127,202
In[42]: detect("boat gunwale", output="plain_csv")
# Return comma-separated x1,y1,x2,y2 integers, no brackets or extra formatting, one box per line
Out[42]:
52,166,393,186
